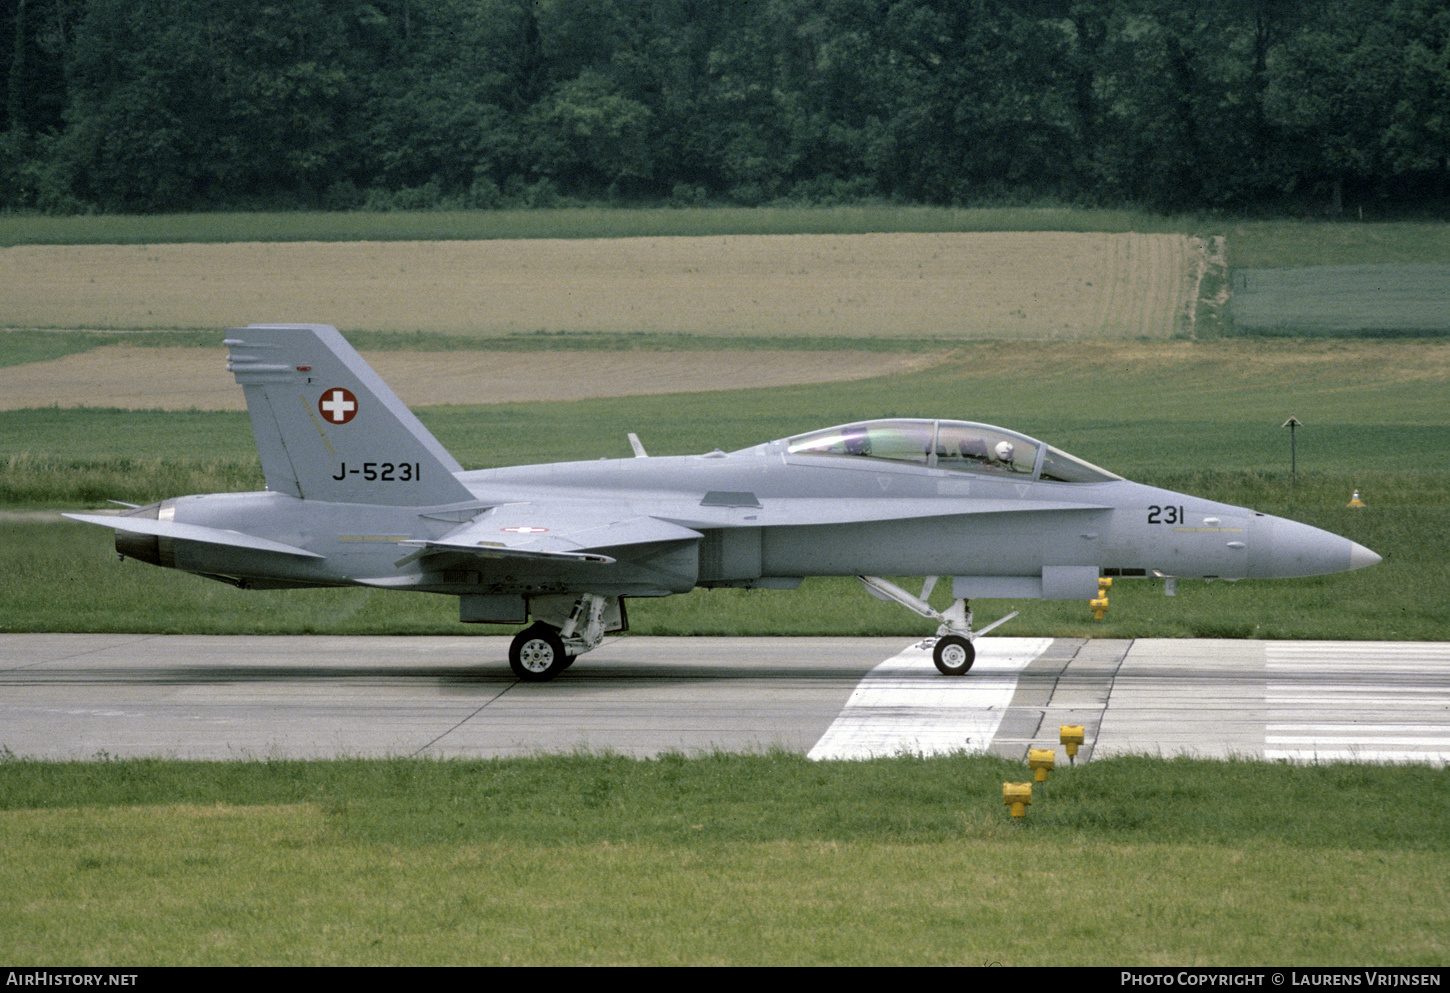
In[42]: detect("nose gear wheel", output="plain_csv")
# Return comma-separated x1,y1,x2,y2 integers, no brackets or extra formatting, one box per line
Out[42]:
932,635,975,675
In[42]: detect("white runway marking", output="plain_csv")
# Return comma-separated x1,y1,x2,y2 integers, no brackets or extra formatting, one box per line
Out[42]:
807,638,1054,760
1264,642,1450,766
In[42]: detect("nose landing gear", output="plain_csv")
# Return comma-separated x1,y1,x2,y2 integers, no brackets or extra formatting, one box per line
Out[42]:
857,576,1019,676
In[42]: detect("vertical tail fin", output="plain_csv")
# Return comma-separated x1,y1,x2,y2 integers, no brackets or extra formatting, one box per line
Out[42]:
225,324,473,506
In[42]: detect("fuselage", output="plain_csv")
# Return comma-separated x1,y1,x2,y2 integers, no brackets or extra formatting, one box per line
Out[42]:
121,430,1377,599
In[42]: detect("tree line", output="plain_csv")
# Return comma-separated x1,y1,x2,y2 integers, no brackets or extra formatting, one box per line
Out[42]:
3,0,1448,215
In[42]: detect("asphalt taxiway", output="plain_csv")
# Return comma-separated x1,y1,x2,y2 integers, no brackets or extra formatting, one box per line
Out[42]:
2,634,1446,765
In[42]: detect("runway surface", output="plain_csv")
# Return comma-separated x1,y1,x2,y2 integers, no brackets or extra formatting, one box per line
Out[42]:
2,634,1447,765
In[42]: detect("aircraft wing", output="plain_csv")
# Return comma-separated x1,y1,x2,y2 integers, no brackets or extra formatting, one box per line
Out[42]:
397,502,704,568
63,513,325,559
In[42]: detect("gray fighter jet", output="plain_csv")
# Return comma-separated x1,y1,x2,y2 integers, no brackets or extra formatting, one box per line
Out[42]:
67,325,1380,681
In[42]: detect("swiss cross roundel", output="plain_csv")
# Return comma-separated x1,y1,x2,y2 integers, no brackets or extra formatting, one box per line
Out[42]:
319,387,358,424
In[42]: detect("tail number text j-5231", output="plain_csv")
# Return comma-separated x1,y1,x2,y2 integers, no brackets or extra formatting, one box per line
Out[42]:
333,462,421,482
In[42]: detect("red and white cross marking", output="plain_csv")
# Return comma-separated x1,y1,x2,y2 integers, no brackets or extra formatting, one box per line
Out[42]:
319,388,358,424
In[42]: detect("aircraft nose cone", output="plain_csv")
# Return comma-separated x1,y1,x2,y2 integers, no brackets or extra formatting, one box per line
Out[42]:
1349,541,1381,571
1258,517,1381,578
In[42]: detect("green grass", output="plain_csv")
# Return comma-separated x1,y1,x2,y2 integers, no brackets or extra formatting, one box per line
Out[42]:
0,205,1196,247
1225,220,1450,268
1230,265,1450,335
7,208,1448,271
0,329,136,367
1,753,1445,965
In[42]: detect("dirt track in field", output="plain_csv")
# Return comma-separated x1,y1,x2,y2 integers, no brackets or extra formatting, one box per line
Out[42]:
0,345,948,411
2,231,1205,338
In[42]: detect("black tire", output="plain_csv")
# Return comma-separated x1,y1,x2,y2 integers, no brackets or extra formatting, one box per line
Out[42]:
509,623,570,682
932,635,975,675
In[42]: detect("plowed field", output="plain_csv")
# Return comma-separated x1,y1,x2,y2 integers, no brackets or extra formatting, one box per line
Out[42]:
3,232,1205,339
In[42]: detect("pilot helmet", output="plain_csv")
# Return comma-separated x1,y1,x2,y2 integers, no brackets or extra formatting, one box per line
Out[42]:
994,441,1014,463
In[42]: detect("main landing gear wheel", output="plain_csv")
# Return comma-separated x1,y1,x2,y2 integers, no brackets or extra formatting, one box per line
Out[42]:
932,635,975,675
509,623,573,682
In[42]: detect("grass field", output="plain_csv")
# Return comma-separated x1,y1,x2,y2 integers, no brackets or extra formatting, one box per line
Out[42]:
1224,219,1450,268
0,205,1201,247
3,206,1447,258
2,752,1446,966
1231,264,1450,335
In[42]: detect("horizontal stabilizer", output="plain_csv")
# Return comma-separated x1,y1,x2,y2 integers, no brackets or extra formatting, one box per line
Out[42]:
64,513,324,559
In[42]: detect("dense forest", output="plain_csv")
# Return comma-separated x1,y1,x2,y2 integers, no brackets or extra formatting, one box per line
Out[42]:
3,0,1448,215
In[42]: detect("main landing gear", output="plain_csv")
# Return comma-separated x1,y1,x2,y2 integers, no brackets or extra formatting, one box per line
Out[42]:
857,576,1018,676
507,593,617,682
508,623,574,681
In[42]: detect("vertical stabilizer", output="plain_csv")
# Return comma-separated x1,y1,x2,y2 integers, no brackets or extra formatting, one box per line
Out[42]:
225,324,473,506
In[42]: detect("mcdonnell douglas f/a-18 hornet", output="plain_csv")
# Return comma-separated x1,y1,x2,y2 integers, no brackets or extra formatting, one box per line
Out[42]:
68,325,1380,681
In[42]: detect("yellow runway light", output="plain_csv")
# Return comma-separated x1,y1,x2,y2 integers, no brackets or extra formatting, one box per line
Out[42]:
1061,725,1084,764
1003,781,1032,819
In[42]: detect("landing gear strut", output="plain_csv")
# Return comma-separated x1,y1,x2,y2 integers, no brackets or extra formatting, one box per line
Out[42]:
507,593,618,682
857,576,1018,676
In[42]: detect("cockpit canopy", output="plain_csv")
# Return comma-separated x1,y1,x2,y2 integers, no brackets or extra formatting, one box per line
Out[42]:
781,419,1120,483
